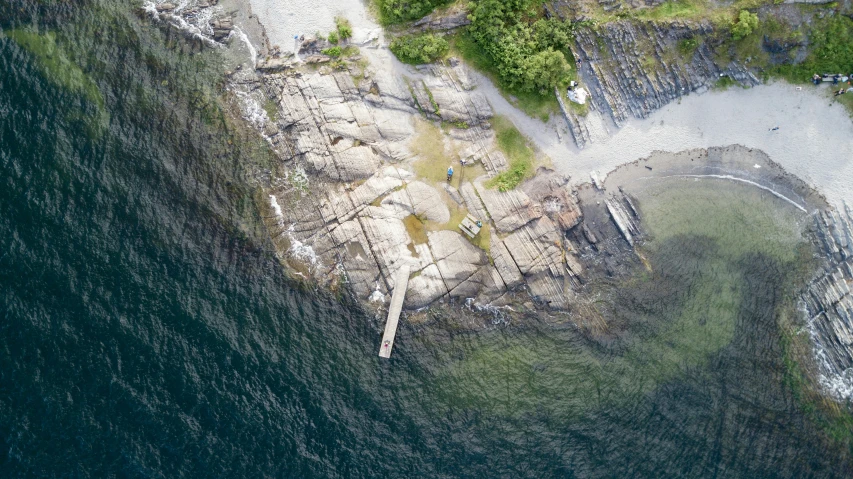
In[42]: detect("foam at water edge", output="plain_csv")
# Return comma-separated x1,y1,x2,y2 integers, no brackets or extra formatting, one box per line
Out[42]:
805,306,853,400
269,195,283,222
233,90,268,130
141,1,222,48
368,283,385,303
286,224,321,269
230,26,258,68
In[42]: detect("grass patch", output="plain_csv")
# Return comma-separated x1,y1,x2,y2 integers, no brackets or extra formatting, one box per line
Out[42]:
835,92,853,116
678,37,700,57
568,98,590,116
450,30,559,122
411,119,456,184
321,46,342,58
486,115,535,192
634,0,703,21
403,214,429,244
374,0,454,25
713,75,738,90
263,98,278,122
423,80,440,115
473,223,491,253
768,16,853,83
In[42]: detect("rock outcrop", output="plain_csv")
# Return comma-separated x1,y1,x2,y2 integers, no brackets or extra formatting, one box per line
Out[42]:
412,4,472,31
543,11,760,147
230,47,585,312
805,206,853,398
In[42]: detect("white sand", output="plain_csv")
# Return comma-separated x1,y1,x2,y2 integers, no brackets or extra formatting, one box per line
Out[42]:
247,1,853,208
248,0,379,52
546,83,853,209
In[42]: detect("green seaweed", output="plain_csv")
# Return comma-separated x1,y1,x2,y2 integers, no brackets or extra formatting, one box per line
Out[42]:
7,29,109,136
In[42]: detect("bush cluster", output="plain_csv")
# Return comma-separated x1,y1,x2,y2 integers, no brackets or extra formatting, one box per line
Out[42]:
731,10,759,41
389,33,449,64
321,46,342,58
335,17,352,40
377,0,453,24
468,0,575,93
770,16,853,80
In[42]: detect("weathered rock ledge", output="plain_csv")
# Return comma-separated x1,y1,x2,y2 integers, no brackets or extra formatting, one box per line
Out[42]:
239,49,589,311
806,206,853,398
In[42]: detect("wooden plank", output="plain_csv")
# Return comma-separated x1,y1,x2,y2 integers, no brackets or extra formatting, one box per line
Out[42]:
379,265,410,359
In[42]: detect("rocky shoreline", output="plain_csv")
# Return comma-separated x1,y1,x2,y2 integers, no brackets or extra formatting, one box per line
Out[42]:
142,0,853,399
806,206,853,399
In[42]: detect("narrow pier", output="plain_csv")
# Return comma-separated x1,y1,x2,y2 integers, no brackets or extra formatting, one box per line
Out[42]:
379,265,410,359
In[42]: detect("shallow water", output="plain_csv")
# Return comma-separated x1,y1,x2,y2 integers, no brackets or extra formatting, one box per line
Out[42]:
1,2,852,477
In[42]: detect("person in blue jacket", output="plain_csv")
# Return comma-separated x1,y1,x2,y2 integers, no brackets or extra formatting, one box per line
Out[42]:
447,166,454,182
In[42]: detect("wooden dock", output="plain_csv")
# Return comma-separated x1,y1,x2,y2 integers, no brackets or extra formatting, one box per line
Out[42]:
379,265,410,359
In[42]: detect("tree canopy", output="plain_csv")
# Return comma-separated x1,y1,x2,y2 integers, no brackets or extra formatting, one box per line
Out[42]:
468,0,574,93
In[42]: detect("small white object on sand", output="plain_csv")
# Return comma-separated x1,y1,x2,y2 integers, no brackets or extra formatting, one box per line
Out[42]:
568,87,588,105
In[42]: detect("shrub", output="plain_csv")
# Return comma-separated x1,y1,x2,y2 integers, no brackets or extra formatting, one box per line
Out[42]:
389,33,449,64
321,46,342,58
376,0,453,24
335,17,352,40
678,38,699,56
769,16,853,82
327,31,339,44
731,10,759,41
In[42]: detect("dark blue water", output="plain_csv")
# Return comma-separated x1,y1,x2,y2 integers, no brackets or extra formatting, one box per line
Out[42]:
1,2,852,477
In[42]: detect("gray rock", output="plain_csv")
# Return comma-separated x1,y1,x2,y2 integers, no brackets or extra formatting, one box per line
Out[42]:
555,19,759,147
474,181,541,233
428,230,488,292
405,264,448,308
382,181,451,223
413,6,471,31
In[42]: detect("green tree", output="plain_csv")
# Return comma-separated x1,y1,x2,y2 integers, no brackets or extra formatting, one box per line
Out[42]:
521,50,570,92
468,0,574,92
731,10,759,41
377,0,453,24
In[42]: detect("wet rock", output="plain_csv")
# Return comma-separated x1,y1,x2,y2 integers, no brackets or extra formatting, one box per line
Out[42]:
256,58,292,73
209,16,233,41
804,206,853,396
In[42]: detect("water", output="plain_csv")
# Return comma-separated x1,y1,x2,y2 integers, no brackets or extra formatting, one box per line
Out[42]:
1,2,852,477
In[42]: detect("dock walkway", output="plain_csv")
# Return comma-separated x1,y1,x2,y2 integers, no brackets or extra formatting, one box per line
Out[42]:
379,265,410,359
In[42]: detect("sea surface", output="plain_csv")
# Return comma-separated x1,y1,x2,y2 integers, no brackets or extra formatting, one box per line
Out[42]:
1,2,852,478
